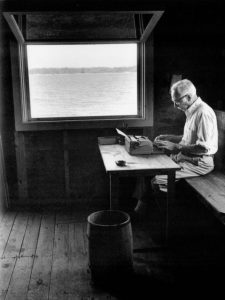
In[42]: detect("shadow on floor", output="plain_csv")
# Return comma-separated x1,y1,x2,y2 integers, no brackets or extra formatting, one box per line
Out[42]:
89,260,225,299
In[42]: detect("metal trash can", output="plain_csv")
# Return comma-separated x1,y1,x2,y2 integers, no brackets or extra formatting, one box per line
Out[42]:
87,210,133,283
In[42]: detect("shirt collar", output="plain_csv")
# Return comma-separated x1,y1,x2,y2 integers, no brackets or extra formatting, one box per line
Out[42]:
185,97,202,117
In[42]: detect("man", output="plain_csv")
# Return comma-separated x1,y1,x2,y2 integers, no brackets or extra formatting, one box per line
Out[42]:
134,79,218,214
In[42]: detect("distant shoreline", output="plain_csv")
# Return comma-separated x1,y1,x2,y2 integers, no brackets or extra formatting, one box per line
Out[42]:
29,66,137,74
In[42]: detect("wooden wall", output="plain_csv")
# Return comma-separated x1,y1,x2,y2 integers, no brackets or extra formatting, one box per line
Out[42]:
215,110,225,172
153,4,225,137
1,0,225,209
14,130,110,207
14,128,145,208
0,10,17,211
0,136,9,214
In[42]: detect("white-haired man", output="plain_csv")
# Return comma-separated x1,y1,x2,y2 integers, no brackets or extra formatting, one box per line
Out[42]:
134,79,218,214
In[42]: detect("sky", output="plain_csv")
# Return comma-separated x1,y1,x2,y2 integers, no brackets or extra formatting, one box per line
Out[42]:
27,44,137,69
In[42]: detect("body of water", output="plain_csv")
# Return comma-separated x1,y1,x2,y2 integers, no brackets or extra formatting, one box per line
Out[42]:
29,72,137,118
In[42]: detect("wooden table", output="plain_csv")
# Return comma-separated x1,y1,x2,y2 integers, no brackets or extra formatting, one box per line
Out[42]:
99,144,181,240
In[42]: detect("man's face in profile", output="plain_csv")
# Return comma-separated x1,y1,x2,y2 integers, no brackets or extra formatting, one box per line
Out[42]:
171,91,191,111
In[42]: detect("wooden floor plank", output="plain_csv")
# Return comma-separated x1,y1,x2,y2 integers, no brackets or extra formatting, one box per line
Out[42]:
56,209,92,224
70,209,93,224
5,256,33,300
35,213,55,257
68,295,117,300
67,223,114,299
0,257,16,299
27,256,53,300
3,212,29,258
55,211,70,224
20,213,42,258
2,208,221,298
82,222,88,255
69,223,86,258
27,213,55,300
48,222,69,300
67,222,92,299
133,223,156,251
0,212,17,258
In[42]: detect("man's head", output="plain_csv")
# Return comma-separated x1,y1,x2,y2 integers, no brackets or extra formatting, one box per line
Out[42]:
170,79,198,111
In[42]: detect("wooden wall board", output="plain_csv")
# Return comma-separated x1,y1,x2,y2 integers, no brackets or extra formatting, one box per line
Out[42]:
24,131,65,205
0,16,18,208
26,149,65,202
15,132,28,203
0,135,9,211
68,130,109,205
63,131,70,199
25,12,137,41
24,131,63,151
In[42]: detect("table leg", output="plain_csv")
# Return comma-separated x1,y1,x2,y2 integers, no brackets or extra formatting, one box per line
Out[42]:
166,171,176,242
109,174,119,210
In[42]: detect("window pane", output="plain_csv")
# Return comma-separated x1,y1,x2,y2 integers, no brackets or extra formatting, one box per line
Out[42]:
27,44,138,119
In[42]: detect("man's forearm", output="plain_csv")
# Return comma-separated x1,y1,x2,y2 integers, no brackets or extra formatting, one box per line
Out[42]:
155,134,183,143
178,143,208,154
167,135,183,143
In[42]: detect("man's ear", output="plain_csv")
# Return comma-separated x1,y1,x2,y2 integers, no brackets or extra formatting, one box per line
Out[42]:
186,94,192,102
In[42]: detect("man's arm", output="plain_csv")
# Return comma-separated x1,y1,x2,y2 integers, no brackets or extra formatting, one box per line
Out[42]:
154,134,183,143
179,143,208,155
154,140,207,154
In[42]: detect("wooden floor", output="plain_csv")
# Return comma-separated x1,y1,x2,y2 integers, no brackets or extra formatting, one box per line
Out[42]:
1,202,225,299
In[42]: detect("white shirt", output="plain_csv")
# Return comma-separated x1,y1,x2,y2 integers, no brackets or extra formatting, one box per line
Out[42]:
180,97,218,155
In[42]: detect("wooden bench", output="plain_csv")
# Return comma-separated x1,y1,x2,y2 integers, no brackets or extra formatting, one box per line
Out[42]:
184,110,225,225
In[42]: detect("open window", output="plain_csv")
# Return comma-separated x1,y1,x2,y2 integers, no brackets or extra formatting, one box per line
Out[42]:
27,43,138,120
4,11,164,130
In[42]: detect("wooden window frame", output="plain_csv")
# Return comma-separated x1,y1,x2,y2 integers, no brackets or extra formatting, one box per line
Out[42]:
4,11,163,131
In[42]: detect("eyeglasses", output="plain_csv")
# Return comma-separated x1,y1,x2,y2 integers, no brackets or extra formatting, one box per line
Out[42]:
172,94,188,106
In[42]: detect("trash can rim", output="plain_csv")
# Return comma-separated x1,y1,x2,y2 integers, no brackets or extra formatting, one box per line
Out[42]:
87,210,130,227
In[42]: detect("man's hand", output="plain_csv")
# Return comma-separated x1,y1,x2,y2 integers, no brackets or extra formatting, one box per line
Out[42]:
154,140,181,152
154,134,171,142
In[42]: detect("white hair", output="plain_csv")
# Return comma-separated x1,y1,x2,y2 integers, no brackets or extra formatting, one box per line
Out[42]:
170,79,197,98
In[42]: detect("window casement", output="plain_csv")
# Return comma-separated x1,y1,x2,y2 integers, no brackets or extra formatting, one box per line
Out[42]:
4,11,164,131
